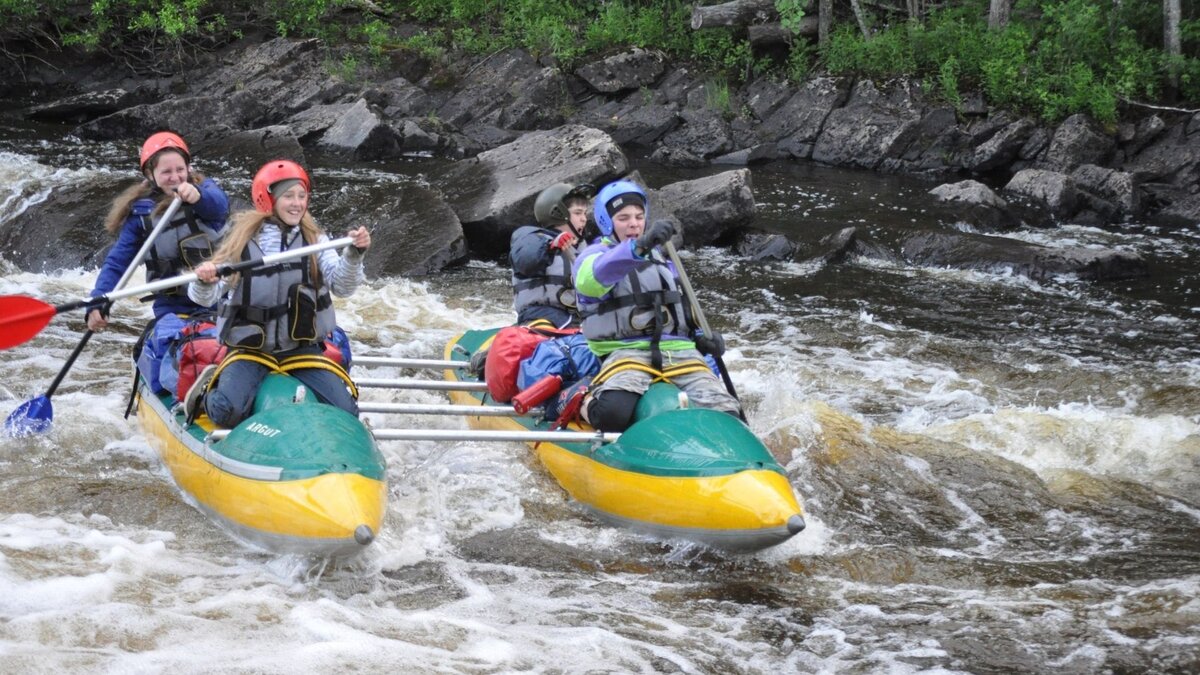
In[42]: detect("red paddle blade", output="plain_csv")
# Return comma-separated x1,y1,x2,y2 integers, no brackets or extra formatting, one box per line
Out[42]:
0,295,58,350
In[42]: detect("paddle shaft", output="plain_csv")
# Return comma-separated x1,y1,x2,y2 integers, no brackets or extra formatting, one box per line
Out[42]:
57,236,354,314
44,197,184,398
663,241,741,404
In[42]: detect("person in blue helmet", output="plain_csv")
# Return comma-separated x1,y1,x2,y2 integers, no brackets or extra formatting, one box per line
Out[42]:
509,182,594,327
569,179,740,432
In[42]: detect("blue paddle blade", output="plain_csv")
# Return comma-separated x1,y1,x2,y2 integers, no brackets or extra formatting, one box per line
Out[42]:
4,395,52,437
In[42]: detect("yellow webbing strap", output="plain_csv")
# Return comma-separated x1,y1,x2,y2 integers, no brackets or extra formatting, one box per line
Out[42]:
211,350,284,386
590,357,712,388
278,354,359,399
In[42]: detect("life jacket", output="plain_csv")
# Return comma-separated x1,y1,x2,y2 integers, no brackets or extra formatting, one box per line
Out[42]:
511,225,577,316
134,196,221,295
217,226,336,353
579,247,688,344
484,322,577,402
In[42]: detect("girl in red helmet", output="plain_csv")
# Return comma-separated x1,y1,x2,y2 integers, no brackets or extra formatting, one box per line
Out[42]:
184,160,371,428
87,131,229,331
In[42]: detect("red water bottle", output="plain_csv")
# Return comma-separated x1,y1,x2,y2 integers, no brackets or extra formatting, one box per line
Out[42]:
511,375,563,414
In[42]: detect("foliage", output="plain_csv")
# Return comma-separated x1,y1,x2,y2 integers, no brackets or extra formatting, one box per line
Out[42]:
0,0,1195,118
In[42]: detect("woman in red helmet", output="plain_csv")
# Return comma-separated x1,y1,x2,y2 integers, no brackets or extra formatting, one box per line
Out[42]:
183,159,371,428
87,131,229,331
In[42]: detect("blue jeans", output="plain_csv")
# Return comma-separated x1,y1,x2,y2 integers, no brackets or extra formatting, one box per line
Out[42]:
204,347,357,428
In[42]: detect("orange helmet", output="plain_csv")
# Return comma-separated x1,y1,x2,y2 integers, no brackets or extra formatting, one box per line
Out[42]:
139,131,190,170
251,159,311,214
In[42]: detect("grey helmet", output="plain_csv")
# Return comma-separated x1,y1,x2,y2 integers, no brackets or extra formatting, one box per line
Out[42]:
534,183,595,231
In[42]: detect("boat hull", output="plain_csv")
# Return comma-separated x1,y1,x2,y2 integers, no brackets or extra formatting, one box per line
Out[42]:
445,329,805,552
137,372,387,556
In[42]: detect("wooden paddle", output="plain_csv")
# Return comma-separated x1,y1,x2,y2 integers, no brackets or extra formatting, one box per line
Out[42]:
0,236,354,352
4,196,183,436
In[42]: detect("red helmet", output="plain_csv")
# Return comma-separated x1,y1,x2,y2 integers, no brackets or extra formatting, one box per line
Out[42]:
139,131,190,170
251,159,312,214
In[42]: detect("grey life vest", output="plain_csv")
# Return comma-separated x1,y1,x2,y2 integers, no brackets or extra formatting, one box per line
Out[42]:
579,248,688,344
511,226,577,316
217,227,336,353
142,203,222,295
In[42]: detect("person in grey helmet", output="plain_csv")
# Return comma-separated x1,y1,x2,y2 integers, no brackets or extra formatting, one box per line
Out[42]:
508,182,594,328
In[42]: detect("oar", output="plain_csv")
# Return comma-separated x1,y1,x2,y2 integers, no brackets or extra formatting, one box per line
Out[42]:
4,196,183,437
663,241,742,408
0,236,353,353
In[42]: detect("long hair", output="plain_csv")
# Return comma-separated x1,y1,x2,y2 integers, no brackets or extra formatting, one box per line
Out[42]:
211,209,325,286
102,148,205,235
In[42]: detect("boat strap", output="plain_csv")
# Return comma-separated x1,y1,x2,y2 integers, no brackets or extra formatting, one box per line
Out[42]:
590,357,711,388
213,349,359,399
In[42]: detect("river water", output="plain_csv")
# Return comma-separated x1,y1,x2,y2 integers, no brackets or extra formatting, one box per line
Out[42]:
1,122,1198,673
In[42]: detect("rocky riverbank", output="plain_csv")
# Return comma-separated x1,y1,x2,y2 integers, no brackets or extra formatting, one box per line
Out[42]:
3,35,1195,281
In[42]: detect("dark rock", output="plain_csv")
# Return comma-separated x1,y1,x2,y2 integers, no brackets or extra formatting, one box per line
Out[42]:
395,119,442,153
1043,114,1115,171
192,38,345,120
369,77,434,119
966,118,1036,172
1152,193,1200,227
193,125,305,166
647,146,707,168
435,125,628,254
318,99,402,160
459,122,522,151
712,144,778,166
654,66,704,107
897,230,1148,281
572,97,679,146
879,106,970,176
1004,169,1080,220
574,48,666,94
436,49,543,128
651,169,755,247
76,91,268,142
759,77,852,159
812,79,923,170
319,182,467,276
660,108,732,158
284,103,356,141
497,68,573,131
25,88,150,124
742,77,793,120
1123,115,1166,155
960,91,987,116
814,227,858,265
1070,164,1141,218
737,232,794,261
1018,127,1051,161
928,180,1019,230
0,177,124,272
1123,123,1200,185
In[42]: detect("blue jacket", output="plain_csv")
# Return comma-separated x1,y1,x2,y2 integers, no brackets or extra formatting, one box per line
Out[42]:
91,178,229,318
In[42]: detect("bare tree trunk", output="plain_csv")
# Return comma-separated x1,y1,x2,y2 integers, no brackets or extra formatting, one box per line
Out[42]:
849,0,871,40
819,0,832,46
1165,0,1182,97
748,18,819,47
691,0,777,29
988,0,1011,29
907,0,921,23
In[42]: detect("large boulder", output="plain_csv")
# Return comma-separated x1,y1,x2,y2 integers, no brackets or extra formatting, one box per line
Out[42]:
878,106,970,176
574,48,666,94
76,92,268,142
436,49,543,128
928,180,1019,230
1043,114,1115,171
0,176,123,272
1070,164,1142,220
659,108,733,158
965,117,1037,172
193,125,306,166
571,96,680,146
759,76,852,159
24,88,151,124
317,98,402,160
191,38,343,120
319,182,467,277
435,125,628,254
812,79,923,170
650,169,755,246
897,230,1147,281
1003,169,1080,221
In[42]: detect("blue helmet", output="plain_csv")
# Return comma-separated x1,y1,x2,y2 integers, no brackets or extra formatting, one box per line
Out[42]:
593,180,648,239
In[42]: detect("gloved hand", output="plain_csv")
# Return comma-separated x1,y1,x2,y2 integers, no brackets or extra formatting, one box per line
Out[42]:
549,230,576,251
693,330,725,358
635,219,675,256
